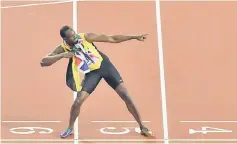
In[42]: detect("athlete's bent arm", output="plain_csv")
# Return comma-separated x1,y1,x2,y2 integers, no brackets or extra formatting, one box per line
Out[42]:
84,33,148,43
40,45,73,67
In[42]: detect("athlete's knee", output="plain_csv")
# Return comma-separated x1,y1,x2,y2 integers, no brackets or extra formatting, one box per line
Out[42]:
115,83,127,94
115,84,133,103
74,91,89,106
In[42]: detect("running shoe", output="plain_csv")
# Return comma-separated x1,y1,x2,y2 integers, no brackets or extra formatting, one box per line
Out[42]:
60,128,73,138
140,127,153,137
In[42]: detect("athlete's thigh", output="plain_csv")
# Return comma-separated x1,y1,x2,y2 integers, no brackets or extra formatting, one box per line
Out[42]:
81,70,102,94
103,60,124,90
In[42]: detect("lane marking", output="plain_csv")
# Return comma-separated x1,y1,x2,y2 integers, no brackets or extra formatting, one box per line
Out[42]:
72,1,79,144
189,126,232,135
1,1,73,9
91,120,151,123
160,0,236,2
181,120,237,123
1,0,234,9
155,0,169,143
2,120,61,123
2,139,237,142
99,126,141,135
0,0,2,137
9,127,53,135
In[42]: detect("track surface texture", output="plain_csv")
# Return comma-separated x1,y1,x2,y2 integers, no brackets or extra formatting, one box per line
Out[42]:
1,1,237,144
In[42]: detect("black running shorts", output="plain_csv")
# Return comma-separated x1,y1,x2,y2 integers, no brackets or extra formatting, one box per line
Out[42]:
81,52,123,94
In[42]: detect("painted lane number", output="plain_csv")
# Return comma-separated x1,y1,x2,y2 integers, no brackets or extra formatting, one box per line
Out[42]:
189,126,232,135
100,127,141,135
9,127,53,135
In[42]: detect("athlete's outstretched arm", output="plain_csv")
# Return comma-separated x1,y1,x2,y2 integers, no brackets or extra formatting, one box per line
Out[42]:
84,33,148,43
40,45,74,67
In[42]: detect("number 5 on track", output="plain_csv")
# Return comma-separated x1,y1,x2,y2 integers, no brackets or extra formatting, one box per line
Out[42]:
189,126,232,135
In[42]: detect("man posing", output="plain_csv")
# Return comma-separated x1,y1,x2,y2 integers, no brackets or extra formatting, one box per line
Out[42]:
40,26,153,138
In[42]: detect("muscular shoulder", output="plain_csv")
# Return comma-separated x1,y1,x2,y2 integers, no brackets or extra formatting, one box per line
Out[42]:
82,33,97,43
79,32,103,43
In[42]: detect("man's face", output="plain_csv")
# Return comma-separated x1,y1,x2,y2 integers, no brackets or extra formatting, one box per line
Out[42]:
63,29,78,45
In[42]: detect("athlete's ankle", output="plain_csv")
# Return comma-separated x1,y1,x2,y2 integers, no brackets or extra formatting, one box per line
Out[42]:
140,125,145,130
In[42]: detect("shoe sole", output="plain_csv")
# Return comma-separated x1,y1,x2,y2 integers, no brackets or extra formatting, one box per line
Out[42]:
60,132,73,138
141,131,153,137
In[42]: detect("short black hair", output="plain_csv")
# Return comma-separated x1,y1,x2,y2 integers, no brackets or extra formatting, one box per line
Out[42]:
60,25,71,38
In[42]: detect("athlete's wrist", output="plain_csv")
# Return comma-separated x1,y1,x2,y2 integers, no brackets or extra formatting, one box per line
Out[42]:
130,35,139,40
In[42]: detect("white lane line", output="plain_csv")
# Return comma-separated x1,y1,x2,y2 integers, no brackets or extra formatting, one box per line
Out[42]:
155,0,169,142
72,1,79,144
2,120,61,123
91,120,151,123
1,139,237,142
180,120,237,123
1,1,73,9
0,0,2,139
1,0,233,9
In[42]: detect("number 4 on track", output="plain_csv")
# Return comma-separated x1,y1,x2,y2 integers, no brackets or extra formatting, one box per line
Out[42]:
189,126,232,135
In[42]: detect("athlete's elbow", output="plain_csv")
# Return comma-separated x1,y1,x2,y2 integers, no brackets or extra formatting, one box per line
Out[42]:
40,61,50,67
109,39,120,43
40,59,51,67
107,36,119,43
112,40,120,43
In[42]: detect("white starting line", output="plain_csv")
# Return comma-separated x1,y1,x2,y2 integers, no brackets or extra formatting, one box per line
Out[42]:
2,120,150,123
91,120,151,123
180,120,237,123
2,120,61,123
2,120,152,136
1,138,237,142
